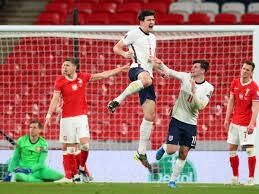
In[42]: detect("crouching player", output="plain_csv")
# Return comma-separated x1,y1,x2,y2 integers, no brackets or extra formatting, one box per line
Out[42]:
3,121,63,182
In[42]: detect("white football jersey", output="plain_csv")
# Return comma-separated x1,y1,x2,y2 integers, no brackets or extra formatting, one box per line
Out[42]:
171,72,214,125
122,28,156,78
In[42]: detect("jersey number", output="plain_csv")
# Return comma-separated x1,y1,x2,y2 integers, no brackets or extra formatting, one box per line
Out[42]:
191,136,197,146
187,95,193,103
245,89,250,96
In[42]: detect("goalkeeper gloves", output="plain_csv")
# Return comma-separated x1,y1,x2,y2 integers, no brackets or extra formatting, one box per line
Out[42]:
14,168,32,174
3,172,12,182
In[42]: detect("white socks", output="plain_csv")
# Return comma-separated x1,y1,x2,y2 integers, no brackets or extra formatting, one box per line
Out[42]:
138,118,153,155
171,158,186,182
115,80,144,104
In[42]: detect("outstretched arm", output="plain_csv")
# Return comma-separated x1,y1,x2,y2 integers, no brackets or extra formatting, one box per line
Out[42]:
151,57,183,80
90,63,130,81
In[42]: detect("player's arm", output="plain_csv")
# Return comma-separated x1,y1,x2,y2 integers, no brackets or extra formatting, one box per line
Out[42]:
247,101,259,134
152,57,183,80
7,142,21,172
224,93,235,129
152,57,169,79
114,31,134,59
44,92,61,128
192,83,213,110
90,63,130,81
30,150,48,172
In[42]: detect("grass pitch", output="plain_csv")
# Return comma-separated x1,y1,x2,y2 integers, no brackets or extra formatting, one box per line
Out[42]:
0,183,259,194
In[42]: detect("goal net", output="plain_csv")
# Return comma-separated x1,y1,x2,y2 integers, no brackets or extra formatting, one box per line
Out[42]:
0,26,257,182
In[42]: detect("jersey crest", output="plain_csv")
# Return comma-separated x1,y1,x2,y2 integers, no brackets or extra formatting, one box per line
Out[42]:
36,146,41,152
72,84,78,91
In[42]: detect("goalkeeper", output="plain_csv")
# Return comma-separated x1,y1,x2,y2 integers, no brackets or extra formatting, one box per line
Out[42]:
4,120,63,182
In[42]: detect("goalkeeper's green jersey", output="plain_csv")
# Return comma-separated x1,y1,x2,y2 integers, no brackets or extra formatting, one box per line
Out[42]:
8,135,48,172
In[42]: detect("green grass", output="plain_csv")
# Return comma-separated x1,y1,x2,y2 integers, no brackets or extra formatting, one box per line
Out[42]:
1,183,259,194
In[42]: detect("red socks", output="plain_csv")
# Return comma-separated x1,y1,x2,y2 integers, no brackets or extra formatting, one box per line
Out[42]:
80,150,89,167
63,154,78,179
248,156,256,178
230,155,239,177
76,151,90,176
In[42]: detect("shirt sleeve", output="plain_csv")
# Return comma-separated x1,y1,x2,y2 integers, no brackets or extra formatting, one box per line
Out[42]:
83,72,93,83
193,85,214,111
54,78,62,93
230,79,235,94
7,138,22,172
252,84,259,101
122,30,136,45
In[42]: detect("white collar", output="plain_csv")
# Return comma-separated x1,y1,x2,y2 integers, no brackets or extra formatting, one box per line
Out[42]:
65,73,77,81
240,78,252,86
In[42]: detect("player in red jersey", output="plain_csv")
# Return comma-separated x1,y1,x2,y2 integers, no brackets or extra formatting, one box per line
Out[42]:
44,58,129,183
224,60,259,186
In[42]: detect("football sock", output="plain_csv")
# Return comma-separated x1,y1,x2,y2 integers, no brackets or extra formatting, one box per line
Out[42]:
115,80,144,104
138,118,153,155
171,158,186,182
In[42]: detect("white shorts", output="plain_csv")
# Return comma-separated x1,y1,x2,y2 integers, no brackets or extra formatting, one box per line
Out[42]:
227,123,255,146
60,115,90,143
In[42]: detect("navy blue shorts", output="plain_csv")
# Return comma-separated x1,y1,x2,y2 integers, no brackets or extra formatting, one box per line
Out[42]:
166,117,197,149
128,67,156,105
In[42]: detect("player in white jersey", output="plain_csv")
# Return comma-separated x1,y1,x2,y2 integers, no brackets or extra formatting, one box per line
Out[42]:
154,59,214,188
107,10,167,171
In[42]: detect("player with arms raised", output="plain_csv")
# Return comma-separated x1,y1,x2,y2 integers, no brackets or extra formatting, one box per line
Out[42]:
108,10,167,171
224,61,259,186
44,58,129,182
154,59,214,188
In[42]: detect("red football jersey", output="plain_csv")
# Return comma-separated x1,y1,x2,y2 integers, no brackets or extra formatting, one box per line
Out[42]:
230,78,259,126
54,72,92,118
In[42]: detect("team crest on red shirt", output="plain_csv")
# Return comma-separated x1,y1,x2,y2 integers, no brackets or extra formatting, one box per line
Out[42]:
36,146,41,152
72,84,78,91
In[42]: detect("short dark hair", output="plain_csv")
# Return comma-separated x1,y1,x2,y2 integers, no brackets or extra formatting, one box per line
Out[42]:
193,60,209,73
30,120,42,129
138,10,155,21
64,58,79,66
244,60,255,71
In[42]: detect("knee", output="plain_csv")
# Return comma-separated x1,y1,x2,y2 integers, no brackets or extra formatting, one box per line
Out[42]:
144,112,156,122
66,147,76,154
179,150,188,160
246,147,255,157
141,78,152,88
81,143,90,151
166,150,175,155
229,150,238,157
